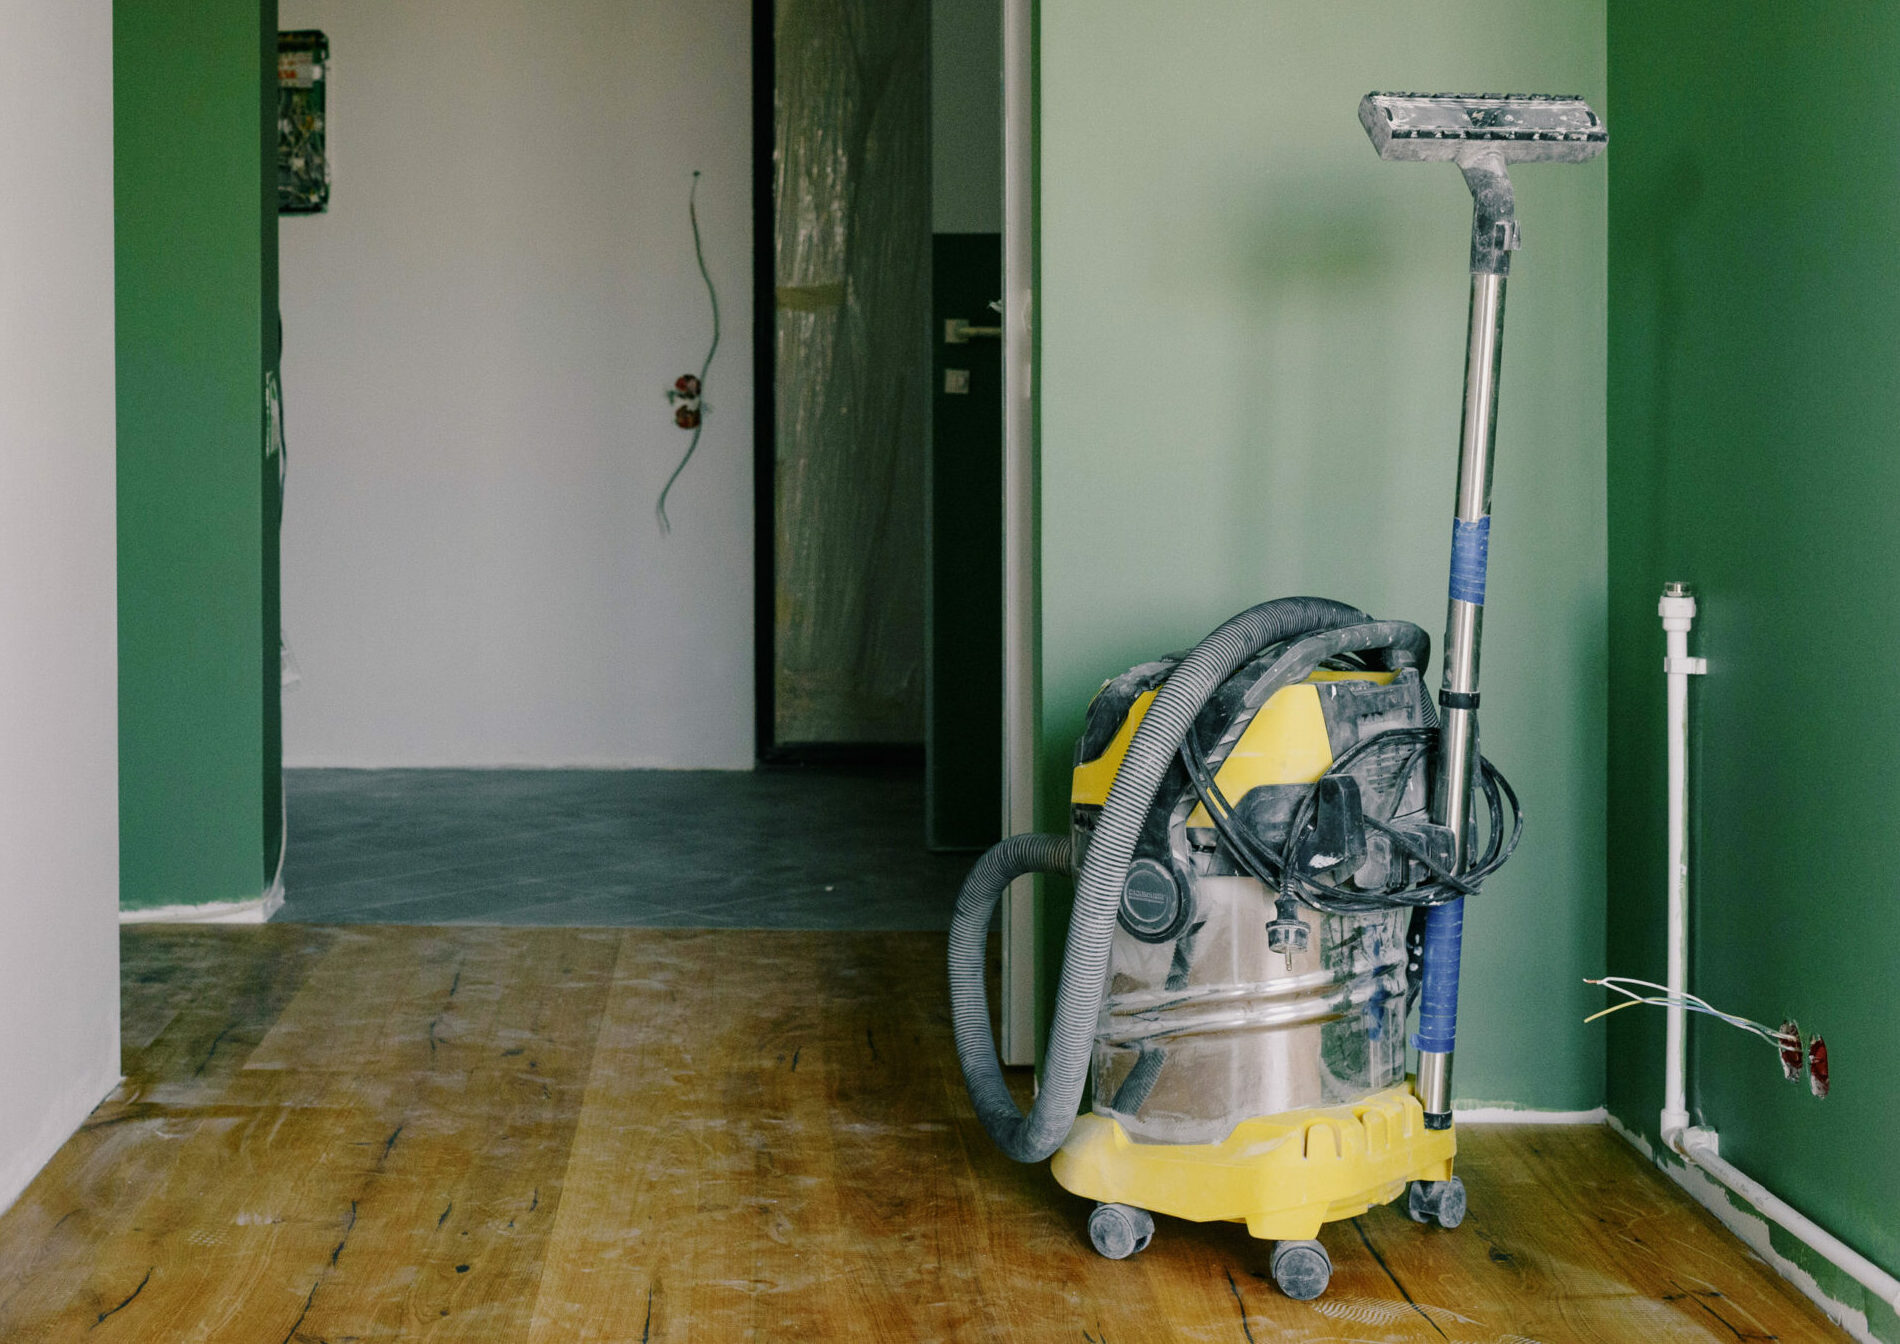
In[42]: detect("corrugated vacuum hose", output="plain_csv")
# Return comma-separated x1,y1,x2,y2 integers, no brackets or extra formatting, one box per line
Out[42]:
946,831,1073,1155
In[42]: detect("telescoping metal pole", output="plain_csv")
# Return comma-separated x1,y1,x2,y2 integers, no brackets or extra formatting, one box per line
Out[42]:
1416,242,1507,1129
1358,93,1606,1130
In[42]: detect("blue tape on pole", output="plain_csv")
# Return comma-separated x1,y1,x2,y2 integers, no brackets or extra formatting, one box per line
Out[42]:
1448,515,1490,605
1411,897,1464,1054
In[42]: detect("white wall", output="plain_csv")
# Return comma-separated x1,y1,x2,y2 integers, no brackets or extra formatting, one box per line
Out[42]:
932,0,1003,233
279,0,754,767
0,0,121,1212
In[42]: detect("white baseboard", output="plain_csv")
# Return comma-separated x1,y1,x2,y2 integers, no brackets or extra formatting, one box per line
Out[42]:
1607,1115,1887,1344
120,885,283,925
0,1067,119,1220
1453,1104,1607,1124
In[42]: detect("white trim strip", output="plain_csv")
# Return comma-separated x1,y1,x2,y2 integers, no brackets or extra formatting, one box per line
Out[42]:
1609,1116,1887,1344
1452,1105,1608,1125
997,0,1038,1069
120,886,283,925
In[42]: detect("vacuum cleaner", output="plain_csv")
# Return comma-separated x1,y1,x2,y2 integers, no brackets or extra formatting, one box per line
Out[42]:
948,92,1605,1300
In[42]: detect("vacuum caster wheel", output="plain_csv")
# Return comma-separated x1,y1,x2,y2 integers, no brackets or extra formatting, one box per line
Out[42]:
1270,1238,1332,1300
1087,1203,1155,1260
1407,1176,1467,1229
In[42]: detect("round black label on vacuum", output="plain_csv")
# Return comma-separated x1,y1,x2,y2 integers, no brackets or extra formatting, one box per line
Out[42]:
1119,859,1188,942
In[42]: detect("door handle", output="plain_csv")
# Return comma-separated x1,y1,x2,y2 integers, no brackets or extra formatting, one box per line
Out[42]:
945,317,1003,344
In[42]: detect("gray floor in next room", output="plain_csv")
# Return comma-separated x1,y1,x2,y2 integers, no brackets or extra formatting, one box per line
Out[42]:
273,767,976,929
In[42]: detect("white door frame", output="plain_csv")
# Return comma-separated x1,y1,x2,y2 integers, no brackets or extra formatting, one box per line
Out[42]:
998,0,1038,1067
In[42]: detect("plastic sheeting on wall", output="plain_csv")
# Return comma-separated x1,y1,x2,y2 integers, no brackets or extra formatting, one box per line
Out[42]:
773,0,930,746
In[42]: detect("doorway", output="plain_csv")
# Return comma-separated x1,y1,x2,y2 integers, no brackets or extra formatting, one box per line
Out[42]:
752,0,1007,859
265,1,1008,936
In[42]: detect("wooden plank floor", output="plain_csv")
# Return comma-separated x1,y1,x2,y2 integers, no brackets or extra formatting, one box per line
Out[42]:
0,926,1851,1343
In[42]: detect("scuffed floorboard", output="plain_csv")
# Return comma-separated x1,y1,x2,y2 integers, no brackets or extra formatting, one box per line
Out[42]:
0,926,1852,1342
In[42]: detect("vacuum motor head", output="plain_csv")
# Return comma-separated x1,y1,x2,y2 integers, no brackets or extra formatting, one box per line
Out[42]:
1359,92,1606,164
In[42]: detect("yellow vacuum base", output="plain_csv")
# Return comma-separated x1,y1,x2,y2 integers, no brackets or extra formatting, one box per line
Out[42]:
1050,1083,1455,1241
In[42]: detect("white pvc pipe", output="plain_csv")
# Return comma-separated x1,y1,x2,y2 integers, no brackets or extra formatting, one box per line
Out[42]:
1656,584,1900,1317
1677,1125,1900,1314
1659,584,1699,1141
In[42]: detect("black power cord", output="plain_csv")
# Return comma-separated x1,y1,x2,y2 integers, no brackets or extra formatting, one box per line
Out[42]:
1177,721,1522,915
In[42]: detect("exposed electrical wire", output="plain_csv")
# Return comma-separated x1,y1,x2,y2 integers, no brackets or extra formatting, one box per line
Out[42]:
1583,976,1829,1096
656,170,722,534
1584,977,1791,1045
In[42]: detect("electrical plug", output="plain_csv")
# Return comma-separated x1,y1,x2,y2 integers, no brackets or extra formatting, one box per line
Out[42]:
1266,895,1309,972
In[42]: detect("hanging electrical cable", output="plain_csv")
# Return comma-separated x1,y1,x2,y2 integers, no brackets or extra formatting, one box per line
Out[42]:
1583,977,1829,1098
1177,719,1524,914
656,170,722,534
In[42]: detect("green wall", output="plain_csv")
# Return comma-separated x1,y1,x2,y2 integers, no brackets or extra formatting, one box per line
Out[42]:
116,0,280,910
1607,3,1900,1324
1036,0,1608,1110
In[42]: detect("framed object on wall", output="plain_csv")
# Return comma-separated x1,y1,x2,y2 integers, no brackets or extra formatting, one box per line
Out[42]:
278,30,329,214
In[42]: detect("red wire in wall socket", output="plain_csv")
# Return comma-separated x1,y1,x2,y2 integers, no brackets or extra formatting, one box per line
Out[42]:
1777,1020,1804,1081
1807,1036,1830,1099
666,374,703,429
